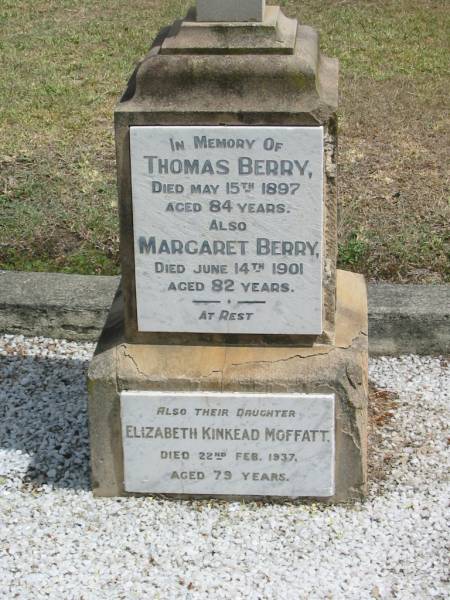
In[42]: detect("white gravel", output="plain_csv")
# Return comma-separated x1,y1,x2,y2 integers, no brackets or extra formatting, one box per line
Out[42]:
0,334,448,600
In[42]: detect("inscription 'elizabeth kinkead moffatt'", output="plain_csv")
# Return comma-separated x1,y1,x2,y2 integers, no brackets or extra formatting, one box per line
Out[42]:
121,391,335,497
130,126,324,335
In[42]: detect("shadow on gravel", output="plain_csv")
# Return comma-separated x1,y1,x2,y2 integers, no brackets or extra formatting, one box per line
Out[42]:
0,351,91,491
0,347,406,495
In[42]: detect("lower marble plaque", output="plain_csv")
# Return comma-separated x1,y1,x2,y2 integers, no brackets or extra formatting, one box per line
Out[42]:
121,391,335,497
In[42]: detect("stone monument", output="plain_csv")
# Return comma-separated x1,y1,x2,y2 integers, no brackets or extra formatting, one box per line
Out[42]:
87,1,368,501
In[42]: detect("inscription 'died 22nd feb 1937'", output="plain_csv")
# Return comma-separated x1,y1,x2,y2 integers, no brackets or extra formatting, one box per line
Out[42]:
121,391,335,497
130,126,324,335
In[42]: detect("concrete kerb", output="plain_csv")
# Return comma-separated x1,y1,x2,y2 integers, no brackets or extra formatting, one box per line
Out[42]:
0,270,448,355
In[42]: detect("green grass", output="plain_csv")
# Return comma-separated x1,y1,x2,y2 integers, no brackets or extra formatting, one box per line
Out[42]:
0,0,449,280
281,0,449,79
0,0,191,274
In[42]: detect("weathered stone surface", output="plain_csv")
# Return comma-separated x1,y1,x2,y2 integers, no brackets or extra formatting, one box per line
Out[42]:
115,11,339,345
161,6,296,55
0,271,118,341
196,0,265,23
368,283,450,355
87,270,368,501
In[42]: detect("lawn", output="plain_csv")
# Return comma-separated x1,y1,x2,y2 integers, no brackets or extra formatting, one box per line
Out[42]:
0,0,448,281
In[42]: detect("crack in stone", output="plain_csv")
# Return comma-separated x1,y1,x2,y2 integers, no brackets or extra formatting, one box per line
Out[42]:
121,346,149,380
230,349,333,369
342,427,361,451
346,366,358,390
114,345,120,393
198,368,223,381
220,348,228,392
337,330,367,350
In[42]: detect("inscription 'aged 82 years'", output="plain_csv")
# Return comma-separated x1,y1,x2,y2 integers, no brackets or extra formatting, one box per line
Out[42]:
121,391,335,496
130,126,324,335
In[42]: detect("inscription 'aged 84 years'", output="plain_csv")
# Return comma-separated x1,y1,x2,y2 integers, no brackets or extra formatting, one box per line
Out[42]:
130,126,324,335
121,391,335,496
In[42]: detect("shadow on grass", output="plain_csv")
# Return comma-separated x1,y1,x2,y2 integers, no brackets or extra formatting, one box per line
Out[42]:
0,351,91,491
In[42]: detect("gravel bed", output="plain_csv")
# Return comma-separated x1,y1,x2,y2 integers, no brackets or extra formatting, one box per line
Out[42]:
0,334,448,599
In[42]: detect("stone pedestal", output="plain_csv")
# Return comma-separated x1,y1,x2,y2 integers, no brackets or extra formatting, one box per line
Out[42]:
88,271,368,502
88,4,368,502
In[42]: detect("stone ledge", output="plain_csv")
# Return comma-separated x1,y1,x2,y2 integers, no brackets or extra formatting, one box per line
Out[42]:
0,270,448,355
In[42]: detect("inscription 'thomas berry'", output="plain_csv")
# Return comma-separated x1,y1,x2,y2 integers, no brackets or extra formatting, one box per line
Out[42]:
144,155,311,177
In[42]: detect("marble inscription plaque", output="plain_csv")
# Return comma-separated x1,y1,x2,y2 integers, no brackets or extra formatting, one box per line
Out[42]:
121,391,335,497
130,126,324,335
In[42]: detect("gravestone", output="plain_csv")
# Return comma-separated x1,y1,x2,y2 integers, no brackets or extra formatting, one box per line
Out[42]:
88,1,368,502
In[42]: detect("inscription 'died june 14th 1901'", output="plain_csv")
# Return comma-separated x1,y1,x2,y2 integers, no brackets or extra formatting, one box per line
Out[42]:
130,126,324,335
121,391,335,497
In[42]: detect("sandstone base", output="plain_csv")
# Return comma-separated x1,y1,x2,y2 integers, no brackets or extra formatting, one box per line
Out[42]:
87,270,368,502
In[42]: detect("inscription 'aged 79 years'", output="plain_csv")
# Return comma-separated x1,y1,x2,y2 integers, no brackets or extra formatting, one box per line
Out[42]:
130,126,324,335
121,391,335,496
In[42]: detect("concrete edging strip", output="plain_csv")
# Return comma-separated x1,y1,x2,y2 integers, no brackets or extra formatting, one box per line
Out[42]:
0,271,448,355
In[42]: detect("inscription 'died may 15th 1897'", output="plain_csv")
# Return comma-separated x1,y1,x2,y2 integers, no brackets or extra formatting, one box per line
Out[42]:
121,391,335,497
130,126,324,335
